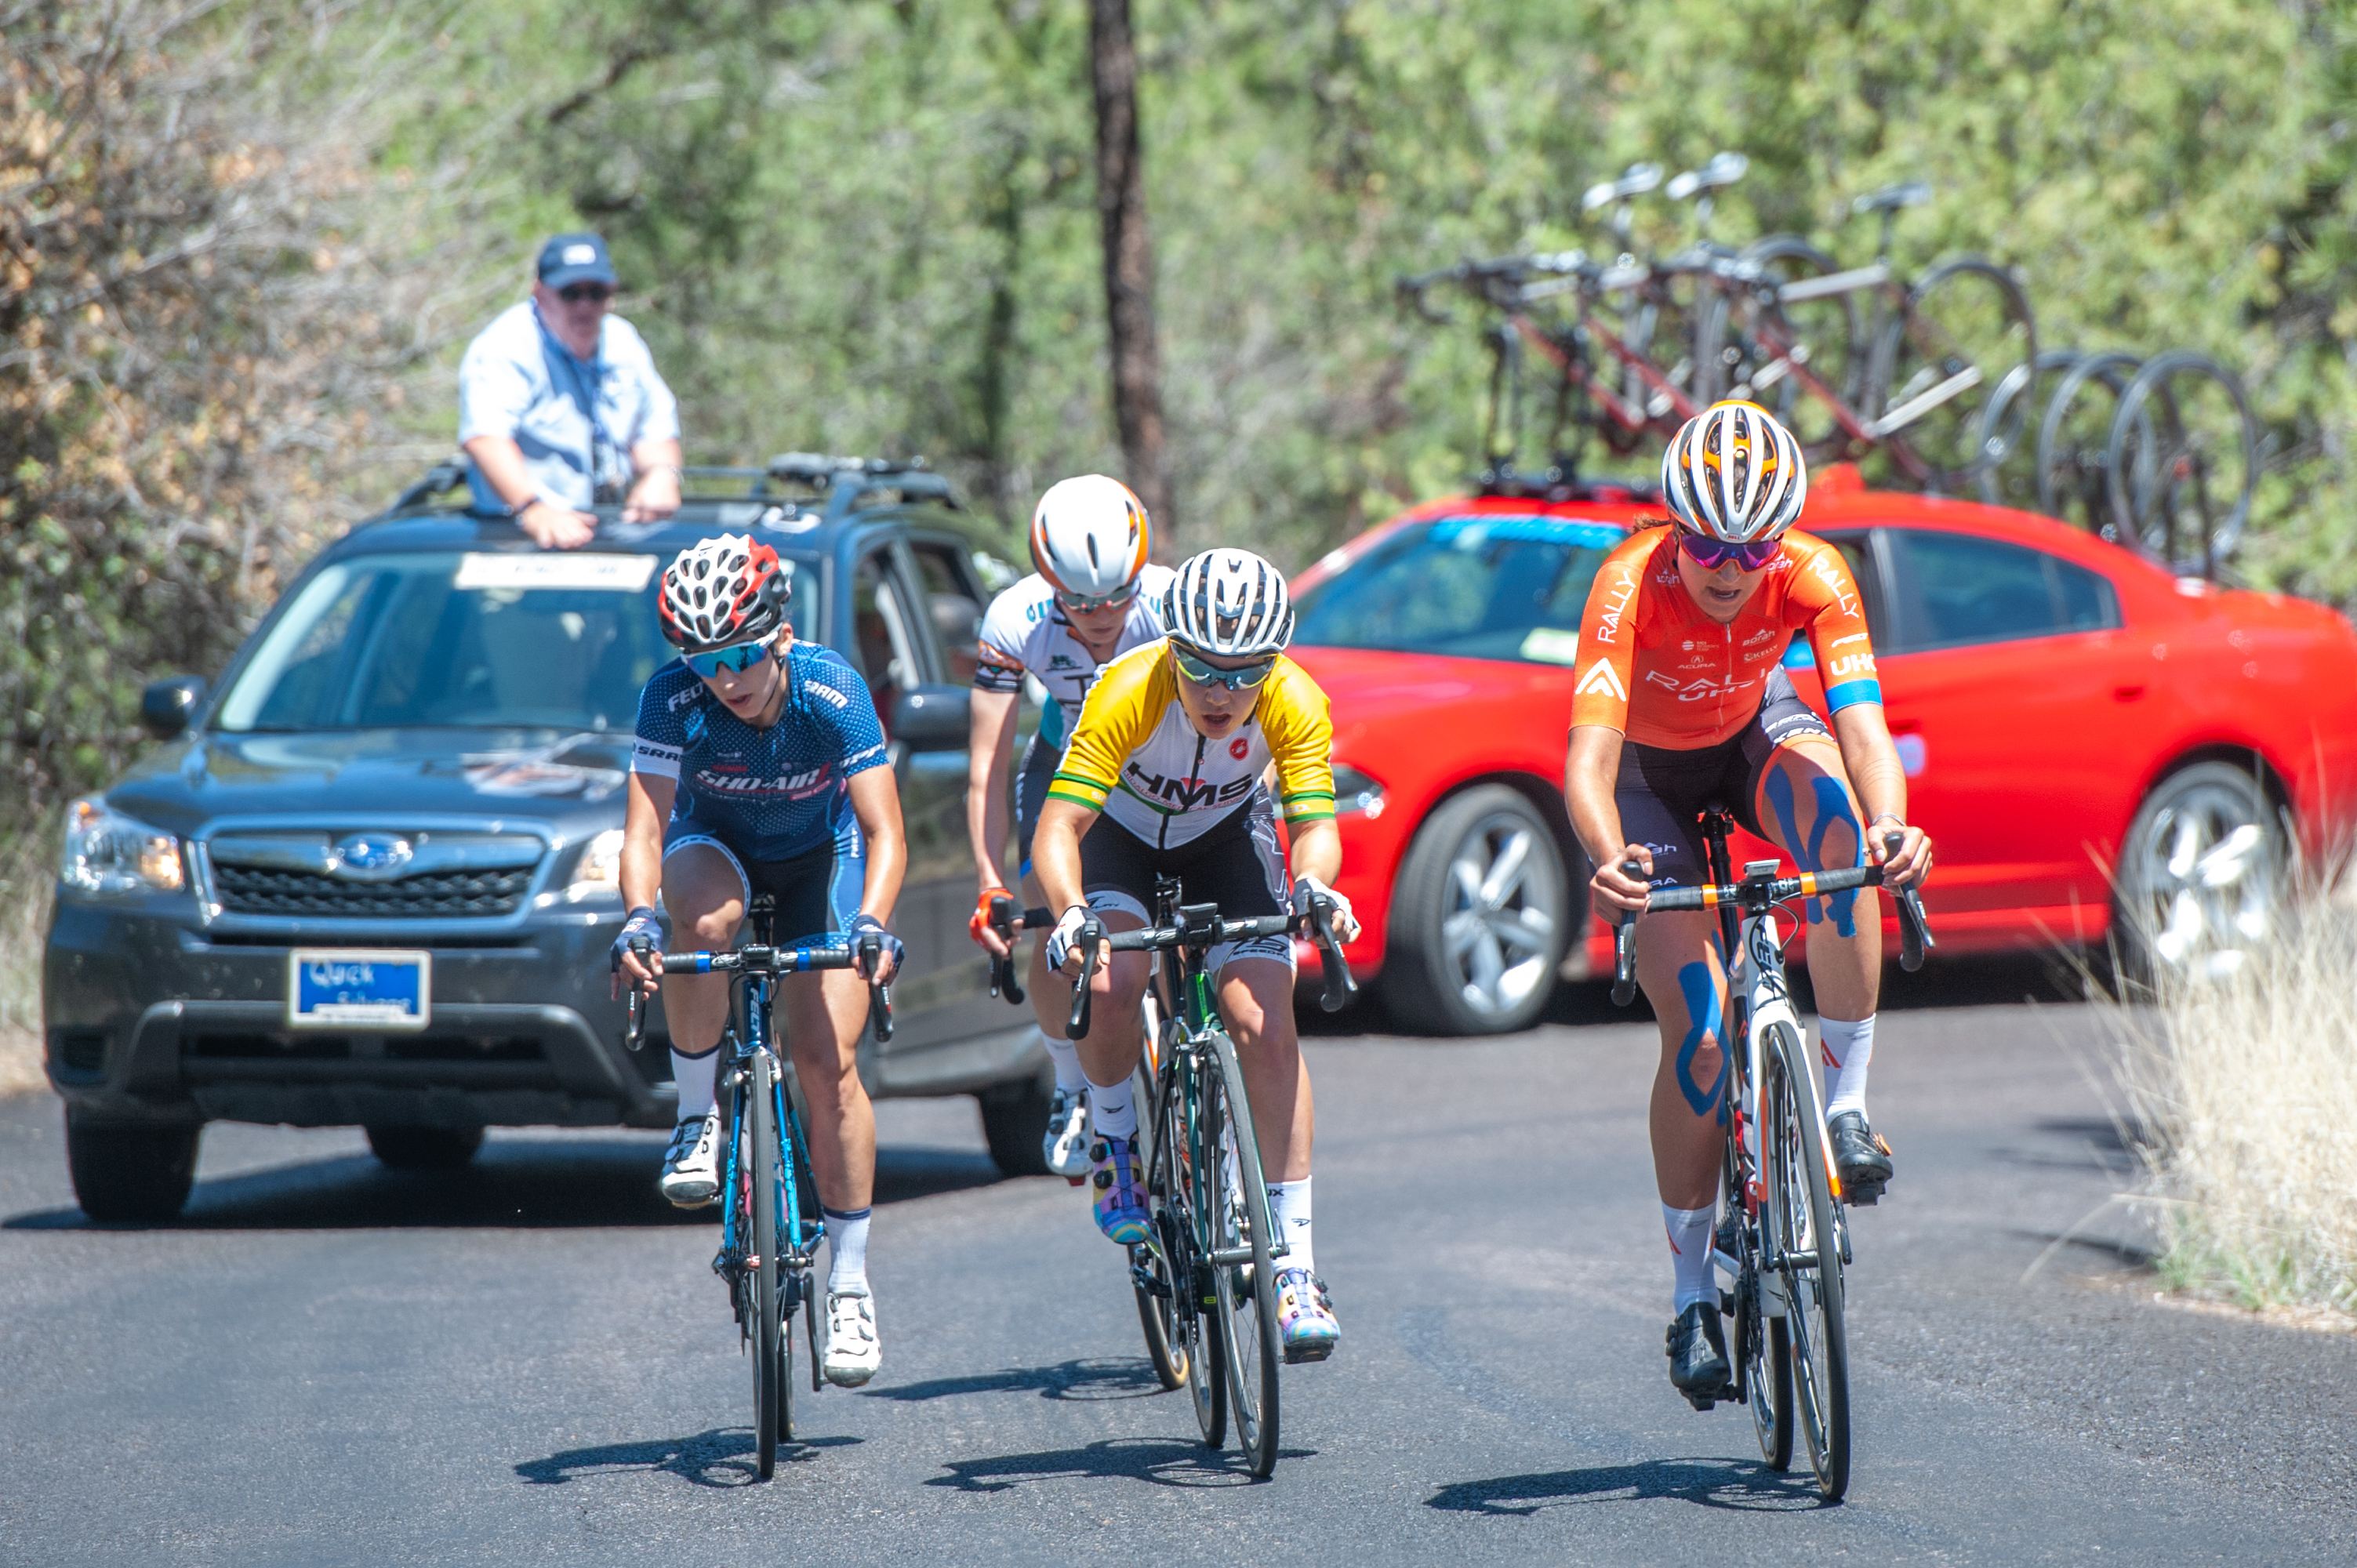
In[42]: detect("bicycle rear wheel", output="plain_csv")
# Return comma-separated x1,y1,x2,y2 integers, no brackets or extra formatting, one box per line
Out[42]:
2107,350,2259,572
1763,1021,1848,1501
746,1055,786,1479
1975,348,2082,511
1698,236,1861,456
1205,1029,1282,1479
1872,257,2036,490
2035,350,2145,535
1131,1037,1188,1392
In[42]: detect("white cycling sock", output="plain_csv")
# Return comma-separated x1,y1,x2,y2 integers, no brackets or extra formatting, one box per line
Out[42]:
1267,1174,1314,1276
1819,1014,1876,1121
1665,1202,1717,1312
1086,1071,1137,1141
1040,1027,1087,1094
670,1046,719,1122
825,1207,871,1294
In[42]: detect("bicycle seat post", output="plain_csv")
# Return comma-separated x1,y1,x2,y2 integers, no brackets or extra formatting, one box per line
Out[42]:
749,891,776,949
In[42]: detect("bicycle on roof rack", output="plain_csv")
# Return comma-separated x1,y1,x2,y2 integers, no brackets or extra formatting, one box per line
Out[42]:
619,894,893,1483
1608,814,1933,1502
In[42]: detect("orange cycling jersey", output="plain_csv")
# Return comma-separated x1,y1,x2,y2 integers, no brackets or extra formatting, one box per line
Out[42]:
1568,525,1881,750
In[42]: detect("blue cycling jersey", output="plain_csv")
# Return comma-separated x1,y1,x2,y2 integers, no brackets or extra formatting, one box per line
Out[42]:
629,641,890,862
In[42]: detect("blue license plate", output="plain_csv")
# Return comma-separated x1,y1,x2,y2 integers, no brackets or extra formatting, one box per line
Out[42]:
286,949,431,1030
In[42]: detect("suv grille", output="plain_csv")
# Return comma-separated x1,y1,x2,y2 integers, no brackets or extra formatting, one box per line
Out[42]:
213,865,534,918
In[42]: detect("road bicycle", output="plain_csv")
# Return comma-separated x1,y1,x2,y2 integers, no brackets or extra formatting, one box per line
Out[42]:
1008,884,1355,1479
1609,814,1933,1501
1694,180,2037,491
622,900,893,1482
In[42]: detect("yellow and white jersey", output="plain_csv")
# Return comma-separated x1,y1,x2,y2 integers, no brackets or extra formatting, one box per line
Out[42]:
1047,640,1336,849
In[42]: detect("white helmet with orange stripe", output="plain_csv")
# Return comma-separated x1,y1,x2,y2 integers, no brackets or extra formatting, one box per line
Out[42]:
1661,399,1808,545
1030,474,1151,606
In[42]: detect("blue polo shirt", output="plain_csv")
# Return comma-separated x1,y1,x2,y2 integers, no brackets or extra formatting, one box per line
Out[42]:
457,299,681,513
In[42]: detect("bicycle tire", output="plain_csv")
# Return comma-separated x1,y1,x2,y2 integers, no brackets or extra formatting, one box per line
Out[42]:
1975,348,2083,510
2106,350,2259,572
1872,256,2036,490
1728,1131,1795,1472
1152,1046,1226,1446
1131,1023,1189,1392
1698,235,1861,456
1763,1020,1849,1501
2035,350,2144,534
1204,1029,1282,1479
747,1053,786,1479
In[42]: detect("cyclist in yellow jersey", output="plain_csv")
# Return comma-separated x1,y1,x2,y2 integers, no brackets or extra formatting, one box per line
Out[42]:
1032,546,1358,1363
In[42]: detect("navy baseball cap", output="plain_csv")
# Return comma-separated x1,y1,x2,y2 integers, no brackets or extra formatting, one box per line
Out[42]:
537,232,619,290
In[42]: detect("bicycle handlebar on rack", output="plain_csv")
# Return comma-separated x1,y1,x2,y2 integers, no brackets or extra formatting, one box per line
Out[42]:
1608,833,1935,1007
1001,898,1359,1040
621,932,895,1050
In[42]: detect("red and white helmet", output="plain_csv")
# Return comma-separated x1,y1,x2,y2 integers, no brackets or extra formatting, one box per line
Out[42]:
1661,399,1808,544
1030,474,1150,600
658,534,792,652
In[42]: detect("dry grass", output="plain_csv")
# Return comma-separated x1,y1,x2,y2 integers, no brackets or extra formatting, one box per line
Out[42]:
2111,877,2357,1315
0,826,52,1098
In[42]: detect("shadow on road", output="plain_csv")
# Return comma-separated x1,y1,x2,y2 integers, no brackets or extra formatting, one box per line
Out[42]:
1425,1455,1829,1515
864,1356,1167,1404
3,1137,1000,1232
514,1428,858,1488
924,1435,1311,1491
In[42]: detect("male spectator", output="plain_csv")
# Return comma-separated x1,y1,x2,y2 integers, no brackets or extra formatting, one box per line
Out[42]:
458,232,684,550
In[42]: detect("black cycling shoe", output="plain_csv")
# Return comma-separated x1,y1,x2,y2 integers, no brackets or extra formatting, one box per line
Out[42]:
1829,1109,1894,1205
1665,1301,1733,1410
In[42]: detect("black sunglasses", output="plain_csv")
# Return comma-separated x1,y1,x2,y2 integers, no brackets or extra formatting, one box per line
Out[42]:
557,284,616,304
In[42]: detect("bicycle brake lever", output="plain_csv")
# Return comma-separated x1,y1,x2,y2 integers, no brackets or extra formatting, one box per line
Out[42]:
986,894,1025,1005
1308,899,1357,1014
1067,916,1102,1040
623,934,655,1050
858,931,895,1043
1610,860,1643,1007
1882,831,1934,972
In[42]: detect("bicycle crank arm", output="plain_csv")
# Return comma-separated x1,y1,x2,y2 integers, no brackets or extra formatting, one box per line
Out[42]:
1864,364,1983,438
1130,1261,1172,1298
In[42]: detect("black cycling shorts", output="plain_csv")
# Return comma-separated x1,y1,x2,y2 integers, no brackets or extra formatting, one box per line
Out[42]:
1077,793,1294,973
1614,669,1832,891
661,827,864,943
1013,728,1058,878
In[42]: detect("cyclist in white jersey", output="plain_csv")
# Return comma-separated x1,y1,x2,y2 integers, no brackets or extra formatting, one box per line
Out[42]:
967,475,1175,1177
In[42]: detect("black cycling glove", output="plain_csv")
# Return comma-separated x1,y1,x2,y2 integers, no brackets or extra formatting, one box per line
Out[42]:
610,906,666,972
849,912,904,976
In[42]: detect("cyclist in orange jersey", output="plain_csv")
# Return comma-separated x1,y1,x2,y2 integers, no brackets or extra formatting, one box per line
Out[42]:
1562,401,1934,1403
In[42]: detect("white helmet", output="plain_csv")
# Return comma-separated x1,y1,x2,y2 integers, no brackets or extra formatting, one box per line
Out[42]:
1661,399,1808,544
1030,474,1151,601
1164,547,1293,659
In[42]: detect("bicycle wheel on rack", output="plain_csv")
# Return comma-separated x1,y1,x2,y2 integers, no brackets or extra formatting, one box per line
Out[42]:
2036,350,2144,534
2107,350,2260,573
1763,1021,1848,1501
745,1054,786,1479
1872,257,2036,490
1150,1047,1224,1445
1975,348,2082,510
1204,1029,1282,1479
1698,235,1861,455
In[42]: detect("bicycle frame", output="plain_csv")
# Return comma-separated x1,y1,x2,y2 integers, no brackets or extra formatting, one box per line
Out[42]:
716,963,819,1297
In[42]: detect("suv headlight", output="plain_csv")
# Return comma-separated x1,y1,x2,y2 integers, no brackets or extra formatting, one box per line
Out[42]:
565,829,626,901
62,797,185,896
1332,764,1386,819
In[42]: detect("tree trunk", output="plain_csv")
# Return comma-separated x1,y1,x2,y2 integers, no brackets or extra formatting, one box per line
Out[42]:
1088,0,1173,535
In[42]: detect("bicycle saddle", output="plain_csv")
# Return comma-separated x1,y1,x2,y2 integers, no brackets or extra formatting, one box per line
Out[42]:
1581,162,1663,212
1666,151,1749,200
1852,180,1932,216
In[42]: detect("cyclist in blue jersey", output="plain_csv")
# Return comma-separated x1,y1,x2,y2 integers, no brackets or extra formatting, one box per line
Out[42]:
612,534,907,1388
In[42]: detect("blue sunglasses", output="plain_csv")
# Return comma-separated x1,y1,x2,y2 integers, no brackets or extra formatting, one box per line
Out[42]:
683,637,775,679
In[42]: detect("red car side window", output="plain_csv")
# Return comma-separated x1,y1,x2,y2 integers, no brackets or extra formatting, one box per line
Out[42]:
1882,529,2119,653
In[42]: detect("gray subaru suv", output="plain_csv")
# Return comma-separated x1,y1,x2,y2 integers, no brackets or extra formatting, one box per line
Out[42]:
44,456,1055,1219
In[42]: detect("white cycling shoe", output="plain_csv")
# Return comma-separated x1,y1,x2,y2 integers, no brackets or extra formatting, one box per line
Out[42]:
1042,1087,1091,1180
658,1112,720,1208
823,1289,881,1387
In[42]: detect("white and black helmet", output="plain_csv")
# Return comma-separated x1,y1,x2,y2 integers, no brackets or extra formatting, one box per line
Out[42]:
1030,474,1151,600
1660,399,1809,545
657,533,792,652
1163,547,1293,659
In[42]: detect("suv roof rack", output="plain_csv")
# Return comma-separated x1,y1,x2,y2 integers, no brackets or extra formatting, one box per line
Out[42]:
377,452,962,529
1474,463,1661,507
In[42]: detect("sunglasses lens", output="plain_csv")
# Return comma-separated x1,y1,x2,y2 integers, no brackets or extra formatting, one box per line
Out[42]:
687,640,766,677
561,285,612,303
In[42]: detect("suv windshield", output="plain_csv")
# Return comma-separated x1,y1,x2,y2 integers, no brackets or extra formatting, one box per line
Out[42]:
1291,514,1625,664
213,549,819,734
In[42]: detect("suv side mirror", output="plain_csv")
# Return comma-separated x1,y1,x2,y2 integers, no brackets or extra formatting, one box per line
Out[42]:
892,686,969,752
140,676,206,740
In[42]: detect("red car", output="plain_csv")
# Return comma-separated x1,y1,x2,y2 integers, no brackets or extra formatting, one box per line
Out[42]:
1287,467,2357,1034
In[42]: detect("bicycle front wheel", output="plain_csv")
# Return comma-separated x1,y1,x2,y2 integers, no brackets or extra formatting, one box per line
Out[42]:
1152,1047,1225,1444
1763,1021,1849,1501
1872,257,2036,490
746,1054,786,1476
1205,1029,1282,1479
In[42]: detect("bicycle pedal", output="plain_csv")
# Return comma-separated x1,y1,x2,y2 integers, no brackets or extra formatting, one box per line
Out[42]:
1282,1341,1335,1367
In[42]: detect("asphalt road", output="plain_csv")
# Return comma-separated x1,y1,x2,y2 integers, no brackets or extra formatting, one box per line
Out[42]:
2,960,2352,1566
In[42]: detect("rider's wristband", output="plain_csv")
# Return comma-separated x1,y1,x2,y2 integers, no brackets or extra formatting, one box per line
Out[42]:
1870,813,1905,829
